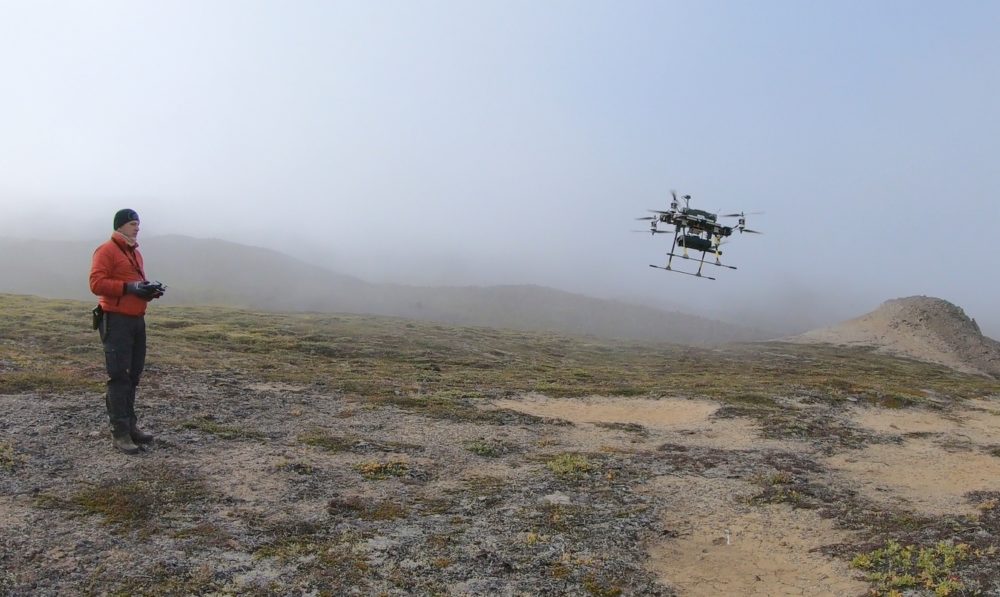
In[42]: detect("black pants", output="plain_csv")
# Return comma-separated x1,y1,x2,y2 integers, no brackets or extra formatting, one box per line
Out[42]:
101,312,146,427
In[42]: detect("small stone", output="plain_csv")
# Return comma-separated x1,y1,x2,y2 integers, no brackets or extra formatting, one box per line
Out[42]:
540,493,571,506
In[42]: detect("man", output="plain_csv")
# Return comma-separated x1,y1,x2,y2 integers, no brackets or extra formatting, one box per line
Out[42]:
89,209,165,454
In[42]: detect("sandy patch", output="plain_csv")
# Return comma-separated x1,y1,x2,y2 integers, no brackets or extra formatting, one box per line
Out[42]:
644,476,865,596
422,460,536,500
853,402,1000,446
966,398,1000,413
246,382,307,393
838,402,1000,515
494,395,807,452
825,438,1000,516
191,444,294,509
667,417,807,451
455,460,524,481
495,395,720,429
854,407,963,436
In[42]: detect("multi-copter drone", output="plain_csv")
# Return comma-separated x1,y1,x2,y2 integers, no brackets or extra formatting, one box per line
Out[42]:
636,191,761,280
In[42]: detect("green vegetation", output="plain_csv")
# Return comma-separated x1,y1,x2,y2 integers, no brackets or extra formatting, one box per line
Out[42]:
246,521,378,591
851,540,973,596
39,465,210,536
0,296,106,395
464,438,508,457
461,475,509,496
354,460,409,480
327,496,409,520
179,416,267,440
298,429,355,452
369,392,506,423
755,471,794,485
1,294,997,410
546,453,593,479
0,370,102,394
583,574,624,597
0,440,21,471
746,469,811,507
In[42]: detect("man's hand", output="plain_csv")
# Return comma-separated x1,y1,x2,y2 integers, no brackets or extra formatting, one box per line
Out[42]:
147,281,166,299
125,281,163,300
146,281,166,300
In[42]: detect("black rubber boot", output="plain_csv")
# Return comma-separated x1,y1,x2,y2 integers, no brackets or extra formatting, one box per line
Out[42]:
111,420,140,455
129,416,154,444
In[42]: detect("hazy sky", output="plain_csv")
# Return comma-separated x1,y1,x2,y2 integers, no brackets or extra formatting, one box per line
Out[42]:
2,1,998,335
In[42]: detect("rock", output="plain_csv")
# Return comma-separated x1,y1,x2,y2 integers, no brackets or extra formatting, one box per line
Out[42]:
539,492,572,505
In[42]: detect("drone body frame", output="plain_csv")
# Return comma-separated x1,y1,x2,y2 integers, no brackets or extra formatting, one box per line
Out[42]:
636,191,760,280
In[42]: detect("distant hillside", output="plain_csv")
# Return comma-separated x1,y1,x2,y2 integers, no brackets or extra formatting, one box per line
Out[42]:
0,235,770,344
786,296,1000,378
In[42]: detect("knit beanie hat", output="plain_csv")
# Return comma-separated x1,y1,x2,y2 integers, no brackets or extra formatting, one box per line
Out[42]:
113,209,139,230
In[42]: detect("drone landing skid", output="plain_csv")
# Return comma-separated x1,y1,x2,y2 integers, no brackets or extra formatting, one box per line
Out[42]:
665,253,738,270
649,264,716,281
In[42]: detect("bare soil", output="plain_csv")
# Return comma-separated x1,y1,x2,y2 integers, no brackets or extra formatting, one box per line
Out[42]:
4,380,1000,595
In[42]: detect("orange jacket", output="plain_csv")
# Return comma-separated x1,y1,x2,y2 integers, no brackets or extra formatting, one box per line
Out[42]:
90,234,150,317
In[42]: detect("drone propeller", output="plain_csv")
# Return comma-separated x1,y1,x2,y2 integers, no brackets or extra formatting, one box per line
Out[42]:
635,216,657,221
721,211,765,218
740,229,762,234
670,190,689,209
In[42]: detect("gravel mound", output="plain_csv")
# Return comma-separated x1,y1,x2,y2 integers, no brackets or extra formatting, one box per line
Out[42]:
787,296,1000,378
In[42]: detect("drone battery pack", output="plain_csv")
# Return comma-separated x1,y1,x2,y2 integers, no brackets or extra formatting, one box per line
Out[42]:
678,235,713,252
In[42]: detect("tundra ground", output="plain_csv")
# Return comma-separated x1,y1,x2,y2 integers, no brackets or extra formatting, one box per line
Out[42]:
2,294,999,596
